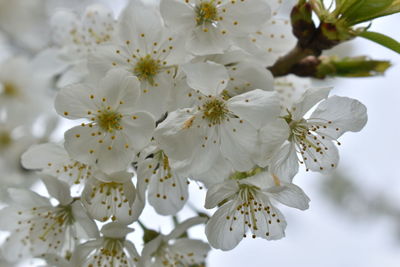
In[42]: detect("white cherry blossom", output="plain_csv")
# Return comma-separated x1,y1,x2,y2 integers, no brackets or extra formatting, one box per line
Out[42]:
137,145,189,215
0,176,98,261
270,87,368,180
160,0,271,55
140,216,209,267
155,61,282,175
74,222,140,267
89,1,185,118
21,142,94,186
55,68,155,174
205,169,310,250
48,4,117,87
82,171,138,224
0,57,48,118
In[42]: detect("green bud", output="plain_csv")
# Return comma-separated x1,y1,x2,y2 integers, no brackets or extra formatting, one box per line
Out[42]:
291,0,316,45
316,56,391,78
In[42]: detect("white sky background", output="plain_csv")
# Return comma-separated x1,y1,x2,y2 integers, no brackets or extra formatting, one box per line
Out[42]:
3,1,400,266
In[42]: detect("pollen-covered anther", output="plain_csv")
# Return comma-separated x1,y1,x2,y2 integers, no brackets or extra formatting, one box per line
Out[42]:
202,98,229,125
195,1,219,25
133,54,161,85
96,110,122,132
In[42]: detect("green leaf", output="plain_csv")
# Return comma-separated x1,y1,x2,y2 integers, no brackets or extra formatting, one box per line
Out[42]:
343,0,394,25
359,31,400,54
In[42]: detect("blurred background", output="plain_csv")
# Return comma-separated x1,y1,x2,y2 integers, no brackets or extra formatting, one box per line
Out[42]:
0,0,399,266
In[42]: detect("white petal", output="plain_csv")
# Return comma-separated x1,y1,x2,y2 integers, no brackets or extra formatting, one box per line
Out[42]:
55,83,97,119
101,222,134,239
97,69,141,112
302,138,339,173
148,171,189,215
119,1,163,50
269,142,299,183
182,61,229,95
21,143,68,170
187,26,230,55
205,180,238,209
41,175,72,205
265,183,310,210
71,201,99,239
291,87,331,120
205,200,244,250
64,125,100,166
121,111,155,151
167,216,208,240
160,0,196,30
220,119,258,171
219,0,271,35
255,119,290,167
7,188,50,207
169,239,210,265
228,89,281,129
310,96,368,139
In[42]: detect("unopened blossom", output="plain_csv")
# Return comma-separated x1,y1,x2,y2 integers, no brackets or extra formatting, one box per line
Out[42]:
155,61,282,175
137,145,189,215
0,176,98,261
22,142,94,186
55,68,155,174
270,87,368,180
89,1,185,118
160,0,271,55
74,222,140,267
205,170,310,250
140,216,210,267
82,171,138,224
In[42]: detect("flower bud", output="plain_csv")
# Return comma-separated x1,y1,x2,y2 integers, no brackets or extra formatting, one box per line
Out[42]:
291,0,316,46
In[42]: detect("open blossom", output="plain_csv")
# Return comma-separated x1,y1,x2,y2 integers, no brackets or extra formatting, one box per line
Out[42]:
155,61,282,176
140,217,210,267
74,222,140,267
89,1,185,118
55,68,155,174
137,145,189,215
82,171,143,224
269,87,368,180
21,142,94,186
234,0,297,65
160,0,271,55
0,57,48,117
48,4,117,87
0,176,98,261
205,170,310,250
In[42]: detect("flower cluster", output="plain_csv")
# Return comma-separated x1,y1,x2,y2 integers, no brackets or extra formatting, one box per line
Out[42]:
0,0,375,266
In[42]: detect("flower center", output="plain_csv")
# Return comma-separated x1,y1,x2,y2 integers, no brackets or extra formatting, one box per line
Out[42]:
195,1,219,25
97,110,122,132
134,55,161,86
2,82,19,97
202,98,228,125
37,205,73,241
0,131,12,149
